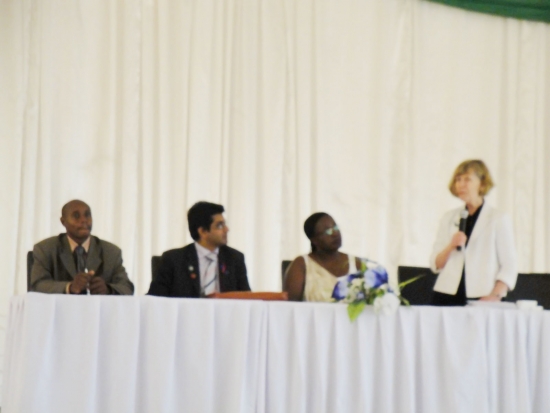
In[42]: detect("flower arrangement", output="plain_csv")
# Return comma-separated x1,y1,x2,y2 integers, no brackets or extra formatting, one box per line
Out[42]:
331,261,422,321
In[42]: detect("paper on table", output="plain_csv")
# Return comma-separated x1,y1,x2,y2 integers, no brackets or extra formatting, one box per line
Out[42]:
467,300,517,309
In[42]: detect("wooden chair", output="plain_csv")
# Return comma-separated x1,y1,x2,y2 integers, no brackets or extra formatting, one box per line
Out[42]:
207,291,288,301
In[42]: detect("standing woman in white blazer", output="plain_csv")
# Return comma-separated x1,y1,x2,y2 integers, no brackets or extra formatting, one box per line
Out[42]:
429,160,518,306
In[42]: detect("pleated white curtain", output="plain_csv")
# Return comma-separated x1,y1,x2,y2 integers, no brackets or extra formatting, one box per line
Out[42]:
1,0,549,400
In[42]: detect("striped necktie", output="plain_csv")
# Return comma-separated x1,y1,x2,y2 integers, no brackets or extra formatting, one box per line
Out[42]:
202,252,218,296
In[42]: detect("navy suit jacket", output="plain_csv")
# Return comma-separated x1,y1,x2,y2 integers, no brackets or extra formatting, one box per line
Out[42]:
147,243,251,298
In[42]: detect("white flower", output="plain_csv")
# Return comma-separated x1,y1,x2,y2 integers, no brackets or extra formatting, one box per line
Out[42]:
344,291,354,303
351,278,364,288
343,280,364,303
346,289,358,302
373,292,400,315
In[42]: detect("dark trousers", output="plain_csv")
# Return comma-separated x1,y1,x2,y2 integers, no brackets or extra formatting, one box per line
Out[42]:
431,269,468,306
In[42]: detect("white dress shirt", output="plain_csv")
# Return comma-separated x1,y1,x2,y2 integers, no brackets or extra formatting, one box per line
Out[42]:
65,235,91,294
195,242,220,295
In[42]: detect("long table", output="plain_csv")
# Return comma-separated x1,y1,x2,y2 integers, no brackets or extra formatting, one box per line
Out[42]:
3,294,550,412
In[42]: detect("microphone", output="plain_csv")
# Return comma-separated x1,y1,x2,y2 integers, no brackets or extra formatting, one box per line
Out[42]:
457,209,468,251
362,258,379,266
85,267,91,295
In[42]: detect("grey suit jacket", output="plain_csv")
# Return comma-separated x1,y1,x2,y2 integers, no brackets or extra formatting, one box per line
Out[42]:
31,234,134,295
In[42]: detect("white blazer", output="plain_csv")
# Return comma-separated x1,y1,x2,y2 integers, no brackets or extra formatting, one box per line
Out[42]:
429,204,518,297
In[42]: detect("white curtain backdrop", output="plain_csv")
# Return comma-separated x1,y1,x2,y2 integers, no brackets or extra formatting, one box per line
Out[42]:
1,0,549,401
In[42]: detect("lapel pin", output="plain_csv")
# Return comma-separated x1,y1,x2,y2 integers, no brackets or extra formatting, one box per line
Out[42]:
190,273,197,280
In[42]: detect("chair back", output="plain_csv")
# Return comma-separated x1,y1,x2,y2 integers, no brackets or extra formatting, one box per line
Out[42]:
397,266,437,305
151,255,162,282
281,260,292,287
504,273,550,309
27,251,34,291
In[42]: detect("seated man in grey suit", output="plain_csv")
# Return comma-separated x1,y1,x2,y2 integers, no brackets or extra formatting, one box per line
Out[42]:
31,200,134,295
148,201,251,297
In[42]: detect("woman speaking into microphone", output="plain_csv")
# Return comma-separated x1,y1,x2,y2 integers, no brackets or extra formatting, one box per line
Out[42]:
429,160,517,306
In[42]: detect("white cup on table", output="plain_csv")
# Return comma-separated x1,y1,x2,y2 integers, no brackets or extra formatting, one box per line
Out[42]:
516,300,540,310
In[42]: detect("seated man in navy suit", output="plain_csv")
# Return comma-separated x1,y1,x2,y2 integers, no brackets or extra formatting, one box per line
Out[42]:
148,201,251,297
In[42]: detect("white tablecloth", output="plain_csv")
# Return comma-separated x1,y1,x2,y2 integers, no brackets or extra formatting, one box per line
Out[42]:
2,293,266,413
265,302,550,413
3,294,550,413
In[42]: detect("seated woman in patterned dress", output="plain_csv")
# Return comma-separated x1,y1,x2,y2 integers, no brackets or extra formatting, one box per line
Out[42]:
284,212,362,302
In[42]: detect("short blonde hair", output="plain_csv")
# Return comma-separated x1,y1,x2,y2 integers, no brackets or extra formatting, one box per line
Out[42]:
448,159,494,197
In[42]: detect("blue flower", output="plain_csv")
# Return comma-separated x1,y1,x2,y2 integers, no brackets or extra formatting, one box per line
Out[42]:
331,272,362,300
364,266,388,289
